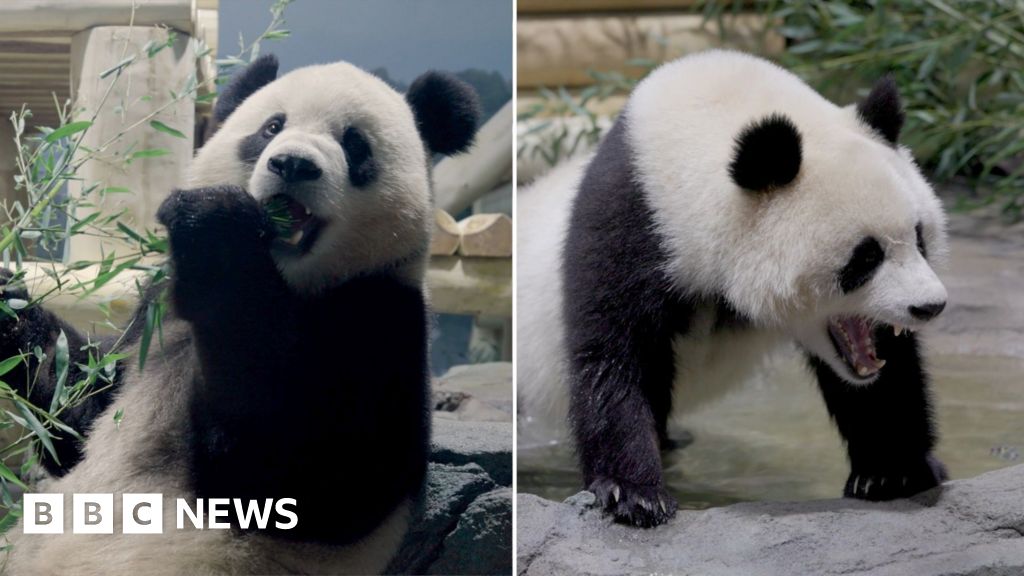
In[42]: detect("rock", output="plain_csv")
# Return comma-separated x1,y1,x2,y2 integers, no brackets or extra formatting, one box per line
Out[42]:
389,413,513,574
434,362,512,422
388,462,495,574
432,418,512,487
518,464,1024,576
427,488,513,575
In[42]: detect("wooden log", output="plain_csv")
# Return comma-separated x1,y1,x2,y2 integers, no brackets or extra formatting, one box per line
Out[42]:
458,214,513,258
519,0,706,12
518,13,783,88
0,0,195,35
433,102,513,215
430,209,461,256
428,256,511,318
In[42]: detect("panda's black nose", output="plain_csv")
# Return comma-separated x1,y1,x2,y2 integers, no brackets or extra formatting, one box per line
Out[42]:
268,154,322,183
908,301,946,321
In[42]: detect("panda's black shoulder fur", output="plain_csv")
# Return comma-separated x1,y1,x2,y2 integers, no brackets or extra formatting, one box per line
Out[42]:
155,185,430,544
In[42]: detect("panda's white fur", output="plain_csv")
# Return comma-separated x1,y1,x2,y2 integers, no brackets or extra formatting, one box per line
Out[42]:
189,61,433,292
5,57,478,574
519,50,949,429
629,51,947,383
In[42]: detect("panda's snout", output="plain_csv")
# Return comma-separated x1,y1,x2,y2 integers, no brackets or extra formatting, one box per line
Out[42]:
268,154,322,183
908,301,946,321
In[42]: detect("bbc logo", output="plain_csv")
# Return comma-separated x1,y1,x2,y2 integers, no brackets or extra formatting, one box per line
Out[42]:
24,494,163,534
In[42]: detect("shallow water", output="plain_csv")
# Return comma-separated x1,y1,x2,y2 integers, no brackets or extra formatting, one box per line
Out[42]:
517,353,1024,508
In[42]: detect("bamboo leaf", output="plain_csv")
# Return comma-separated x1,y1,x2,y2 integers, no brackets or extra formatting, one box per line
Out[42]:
44,121,92,143
0,461,27,490
149,120,187,140
0,355,23,377
14,402,59,465
128,149,171,161
138,301,158,372
49,330,69,412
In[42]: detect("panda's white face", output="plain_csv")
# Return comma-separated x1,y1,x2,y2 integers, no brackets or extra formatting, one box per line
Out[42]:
783,138,948,384
188,62,433,294
628,50,948,385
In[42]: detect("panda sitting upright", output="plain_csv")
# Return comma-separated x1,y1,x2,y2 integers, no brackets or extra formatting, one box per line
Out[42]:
3,55,479,574
518,50,948,527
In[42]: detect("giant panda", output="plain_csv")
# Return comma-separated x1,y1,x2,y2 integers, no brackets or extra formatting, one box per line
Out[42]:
1,54,479,574
518,50,949,528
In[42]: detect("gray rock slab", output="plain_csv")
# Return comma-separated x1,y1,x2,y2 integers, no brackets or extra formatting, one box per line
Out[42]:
432,418,512,486
428,488,513,575
518,464,1024,576
388,462,496,574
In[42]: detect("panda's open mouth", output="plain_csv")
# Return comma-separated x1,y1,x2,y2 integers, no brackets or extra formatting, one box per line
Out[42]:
827,316,887,378
264,194,322,254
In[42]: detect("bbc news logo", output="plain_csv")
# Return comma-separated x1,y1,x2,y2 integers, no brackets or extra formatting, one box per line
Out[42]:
23,494,298,534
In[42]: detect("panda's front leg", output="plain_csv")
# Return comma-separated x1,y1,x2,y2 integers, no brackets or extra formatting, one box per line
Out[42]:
156,185,283,322
566,308,680,528
810,330,947,501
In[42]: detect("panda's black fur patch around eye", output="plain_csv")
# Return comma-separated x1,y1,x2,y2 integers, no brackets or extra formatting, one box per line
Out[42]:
214,54,279,123
728,113,802,192
916,222,927,259
341,127,378,187
839,236,885,293
237,113,286,164
857,75,904,146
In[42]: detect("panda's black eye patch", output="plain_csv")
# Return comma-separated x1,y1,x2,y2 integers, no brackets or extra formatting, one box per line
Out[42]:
915,222,927,259
340,126,377,187
839,236,885,293
238,113,286,164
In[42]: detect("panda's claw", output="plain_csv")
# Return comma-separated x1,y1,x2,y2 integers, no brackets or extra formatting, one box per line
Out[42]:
844,454,947,501
589,477,677,528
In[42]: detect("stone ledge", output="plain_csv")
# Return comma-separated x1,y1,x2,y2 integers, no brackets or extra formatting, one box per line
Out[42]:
518,464,1024,576
388,417,513,575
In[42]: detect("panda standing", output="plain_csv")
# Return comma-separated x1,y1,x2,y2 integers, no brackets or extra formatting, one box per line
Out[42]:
519,50,949,527
2,55,479,574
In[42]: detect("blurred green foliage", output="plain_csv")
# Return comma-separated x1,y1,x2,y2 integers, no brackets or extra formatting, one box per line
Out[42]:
521,0,1024,220
723,0,1024,219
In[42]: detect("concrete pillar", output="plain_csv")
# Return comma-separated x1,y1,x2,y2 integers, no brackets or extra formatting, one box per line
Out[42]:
68,26,195,262
0,121,20,212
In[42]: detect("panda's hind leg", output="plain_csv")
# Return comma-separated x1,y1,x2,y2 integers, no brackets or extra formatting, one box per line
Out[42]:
809,330,947,501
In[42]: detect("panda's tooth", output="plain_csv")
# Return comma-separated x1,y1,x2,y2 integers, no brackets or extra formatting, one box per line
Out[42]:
288,229,304,245
876,359,887,370
857,365,870,377
304,206,311,216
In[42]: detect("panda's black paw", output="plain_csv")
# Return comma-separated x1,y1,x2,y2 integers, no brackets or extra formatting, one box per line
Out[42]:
0,268,28,303
157,185,274,252
845,454,947,501
589,477,677,528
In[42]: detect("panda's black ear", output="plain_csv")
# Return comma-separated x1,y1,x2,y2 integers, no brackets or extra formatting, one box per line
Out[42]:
729,113,802,192
857,75,904,146
406,71,481,156
214,54,279,123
